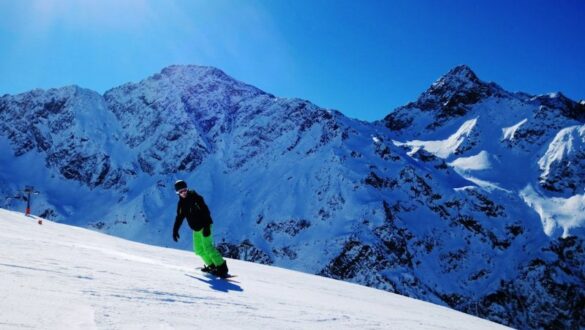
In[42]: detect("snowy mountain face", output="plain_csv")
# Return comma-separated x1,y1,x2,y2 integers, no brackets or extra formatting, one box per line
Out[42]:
1,64,584,329
0,86,130,189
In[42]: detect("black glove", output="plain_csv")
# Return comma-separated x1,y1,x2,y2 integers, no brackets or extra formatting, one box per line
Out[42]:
202,225,211,237
173,230,180,242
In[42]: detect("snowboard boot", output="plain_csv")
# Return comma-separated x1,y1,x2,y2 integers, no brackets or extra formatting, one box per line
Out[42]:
201,264,216,273
211,261,229,278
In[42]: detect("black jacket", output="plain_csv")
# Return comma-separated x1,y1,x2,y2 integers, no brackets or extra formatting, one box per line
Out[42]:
173,190,213,233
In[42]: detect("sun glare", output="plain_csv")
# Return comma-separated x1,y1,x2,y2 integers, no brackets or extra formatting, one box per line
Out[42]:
29,0,154,31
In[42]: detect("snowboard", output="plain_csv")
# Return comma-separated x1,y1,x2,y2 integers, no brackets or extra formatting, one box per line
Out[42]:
196,266,238,280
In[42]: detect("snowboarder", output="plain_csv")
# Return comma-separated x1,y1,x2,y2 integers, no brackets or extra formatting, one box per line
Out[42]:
172,180,229,277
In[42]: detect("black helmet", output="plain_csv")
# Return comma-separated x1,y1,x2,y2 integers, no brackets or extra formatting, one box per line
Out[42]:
174,180,187,192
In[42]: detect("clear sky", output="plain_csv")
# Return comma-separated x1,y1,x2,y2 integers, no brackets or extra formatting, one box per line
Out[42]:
0,0,583,121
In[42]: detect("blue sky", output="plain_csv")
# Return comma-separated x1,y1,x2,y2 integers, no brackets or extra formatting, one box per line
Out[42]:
0,0,583,121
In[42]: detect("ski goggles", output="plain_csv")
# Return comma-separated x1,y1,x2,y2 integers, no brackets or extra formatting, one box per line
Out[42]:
176,188,188,195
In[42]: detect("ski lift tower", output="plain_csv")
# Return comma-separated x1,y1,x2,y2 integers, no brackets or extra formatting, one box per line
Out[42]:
23,185,40,216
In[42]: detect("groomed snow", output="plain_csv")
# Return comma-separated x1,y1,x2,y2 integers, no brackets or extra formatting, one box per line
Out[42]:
0,209,507,330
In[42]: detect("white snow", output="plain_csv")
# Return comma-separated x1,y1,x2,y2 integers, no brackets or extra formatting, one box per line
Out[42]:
501,118,528,141
395,118,478,158
447,151,508,192
538,125,585,179
448,151,492,171
520,185,585,238
457,175,510,193
0,208,506,330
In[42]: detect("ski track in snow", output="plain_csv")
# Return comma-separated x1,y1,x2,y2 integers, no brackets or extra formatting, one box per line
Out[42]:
0,209,507,330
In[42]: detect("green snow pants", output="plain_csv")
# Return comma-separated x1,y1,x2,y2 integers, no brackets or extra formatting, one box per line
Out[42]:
193,225,225,266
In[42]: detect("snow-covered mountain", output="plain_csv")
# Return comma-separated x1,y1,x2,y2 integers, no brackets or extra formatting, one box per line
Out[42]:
1,64,583,329
0,209,507,329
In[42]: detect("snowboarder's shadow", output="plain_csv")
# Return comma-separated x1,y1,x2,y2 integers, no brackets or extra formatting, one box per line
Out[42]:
185,274,243,293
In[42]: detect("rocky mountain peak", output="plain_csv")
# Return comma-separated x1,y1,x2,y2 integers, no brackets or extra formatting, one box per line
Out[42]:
154,64,264,95
430,65,481,91
104,64,266,103
159,64,231,83
384,65,508,132
421,65,503,106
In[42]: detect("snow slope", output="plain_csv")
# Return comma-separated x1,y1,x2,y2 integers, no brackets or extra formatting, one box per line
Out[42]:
0,208,505,330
